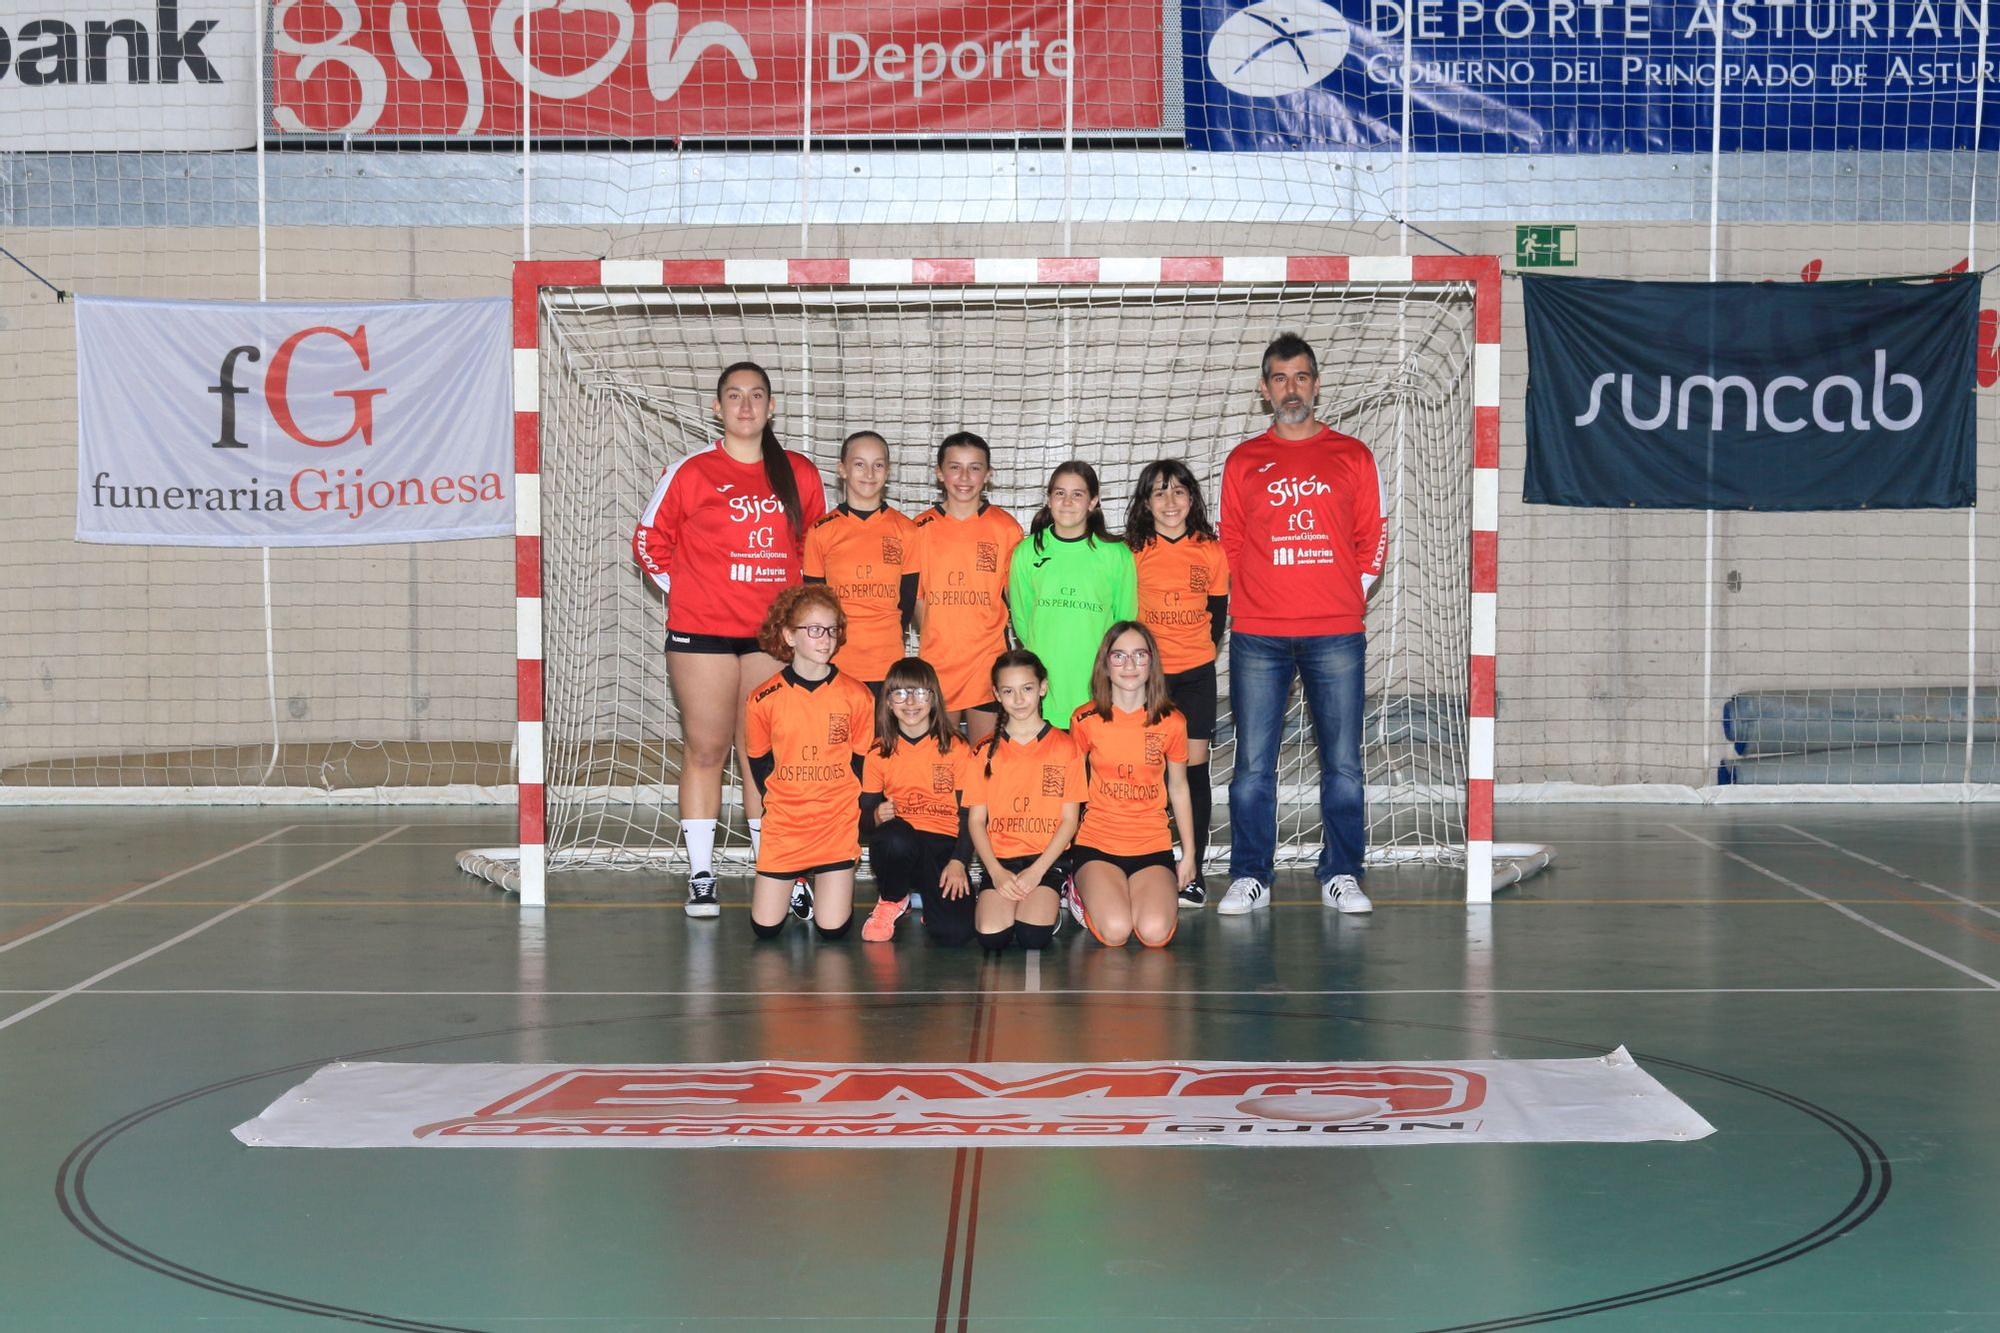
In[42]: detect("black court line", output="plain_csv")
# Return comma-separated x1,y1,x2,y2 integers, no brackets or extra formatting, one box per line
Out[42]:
54,998,1890,1331
935,955,1000,1333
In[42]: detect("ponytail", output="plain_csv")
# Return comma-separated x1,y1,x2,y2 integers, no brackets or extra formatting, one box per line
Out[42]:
760,422,805,539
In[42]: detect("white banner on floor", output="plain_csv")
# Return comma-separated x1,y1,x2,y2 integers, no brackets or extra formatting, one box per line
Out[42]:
234,1048,1714,1149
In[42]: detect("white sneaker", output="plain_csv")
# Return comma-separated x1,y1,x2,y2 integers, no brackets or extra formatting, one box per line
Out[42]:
1322,874,1373,914
1216,877,1268,916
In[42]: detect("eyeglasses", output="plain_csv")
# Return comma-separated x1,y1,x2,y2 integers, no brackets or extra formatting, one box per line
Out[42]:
791,623,839,639
1108,649,1152,666
888,687,933,703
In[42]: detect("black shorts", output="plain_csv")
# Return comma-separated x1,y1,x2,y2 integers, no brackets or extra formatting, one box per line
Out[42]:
980,853,1071,893
665,629,761,656
1071,844,1177,878
758,859,858,881
1165,661,1218,743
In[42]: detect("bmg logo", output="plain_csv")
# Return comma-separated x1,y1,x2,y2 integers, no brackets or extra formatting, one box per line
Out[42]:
209,325,386,450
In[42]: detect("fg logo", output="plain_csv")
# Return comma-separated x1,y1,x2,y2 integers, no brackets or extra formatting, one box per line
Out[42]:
1207,0,1352,98
209,326,386,450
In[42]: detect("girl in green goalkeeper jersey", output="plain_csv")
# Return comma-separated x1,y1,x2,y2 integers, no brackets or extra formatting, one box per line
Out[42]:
1008,461,1137,727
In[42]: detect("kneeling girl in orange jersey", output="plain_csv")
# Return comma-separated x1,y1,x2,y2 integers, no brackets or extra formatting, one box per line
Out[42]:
744,586,877,940
859,658,976,946
1066,623,1198,948
964,650,1086,954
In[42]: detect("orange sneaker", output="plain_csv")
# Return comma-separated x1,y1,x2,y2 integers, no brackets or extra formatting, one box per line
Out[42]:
861,896,909,943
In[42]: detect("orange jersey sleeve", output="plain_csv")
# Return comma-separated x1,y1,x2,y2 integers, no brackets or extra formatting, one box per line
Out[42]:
805,506,918,683
747,669,875,874
1070,705,1188,856
863,736,968,837
965,726,1087,860
914,504,1023,710
1134,535,1231,674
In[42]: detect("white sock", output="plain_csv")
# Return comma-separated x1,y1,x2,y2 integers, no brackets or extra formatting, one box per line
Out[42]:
682,818,716,877
747,818,762,859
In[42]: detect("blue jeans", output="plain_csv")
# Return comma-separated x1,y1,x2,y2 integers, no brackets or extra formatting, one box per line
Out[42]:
1227,631,1366,885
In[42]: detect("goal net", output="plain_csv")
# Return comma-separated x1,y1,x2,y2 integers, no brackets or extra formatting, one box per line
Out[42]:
464,256,1538,906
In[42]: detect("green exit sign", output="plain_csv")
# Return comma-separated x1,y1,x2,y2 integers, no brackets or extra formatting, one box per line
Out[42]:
1516,224,1578,268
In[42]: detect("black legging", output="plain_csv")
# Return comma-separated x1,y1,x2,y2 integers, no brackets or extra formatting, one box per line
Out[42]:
869,818,977,947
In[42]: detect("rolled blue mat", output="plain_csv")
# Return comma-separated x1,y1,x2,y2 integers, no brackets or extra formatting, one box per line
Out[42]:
1721,688,2000,757
1718,741,2000,785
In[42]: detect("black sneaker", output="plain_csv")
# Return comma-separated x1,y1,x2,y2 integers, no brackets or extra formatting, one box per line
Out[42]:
684,871,720,919
1178,878,1208,909
789,878,815,922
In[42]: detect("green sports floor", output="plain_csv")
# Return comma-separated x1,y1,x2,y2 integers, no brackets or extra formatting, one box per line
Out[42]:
2,804,1997,1331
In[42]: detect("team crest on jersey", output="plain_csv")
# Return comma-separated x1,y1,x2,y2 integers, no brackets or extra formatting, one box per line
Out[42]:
1188,565,1211,593
1145,732,1167,766
828,714,852,745
931,764,954,794
1041,765,1066,797
976,542,999,573
882,537,905,565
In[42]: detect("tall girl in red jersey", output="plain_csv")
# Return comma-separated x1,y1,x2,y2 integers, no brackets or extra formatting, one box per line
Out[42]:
1125,459,1230,908
744,586,876,940
634,362,827,919
964,650,1084,955
1067,623,1198,948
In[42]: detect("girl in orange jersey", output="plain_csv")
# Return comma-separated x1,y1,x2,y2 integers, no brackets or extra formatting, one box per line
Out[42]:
1066,623,1198,948
858,658,975,946
744,585,877,941
910,431,1023,746
1125,459,1231,909
964,650,1085,955
803,431,920,697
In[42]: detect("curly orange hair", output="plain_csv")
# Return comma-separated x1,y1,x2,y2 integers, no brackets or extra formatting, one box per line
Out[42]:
756,584,848,660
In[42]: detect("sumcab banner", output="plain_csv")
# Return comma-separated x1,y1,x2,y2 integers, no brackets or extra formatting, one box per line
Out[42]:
232,1050,1717,1148
270,0,1163,137
1523,273,1978,511
76,297,512,547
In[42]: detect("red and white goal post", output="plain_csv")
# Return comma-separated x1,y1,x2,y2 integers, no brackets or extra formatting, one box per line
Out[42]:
463,255,1553,908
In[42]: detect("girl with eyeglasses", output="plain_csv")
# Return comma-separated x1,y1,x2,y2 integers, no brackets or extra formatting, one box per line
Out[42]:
1009,460,1136,728
1065,622,1197,948
803,430,920,699
858,658,976,945
963,650,1085,954
743,586,876,941
634,362,828,920
1125,459,1230,908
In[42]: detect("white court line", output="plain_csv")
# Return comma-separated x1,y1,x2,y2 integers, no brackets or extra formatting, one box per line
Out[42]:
1778,824,2000,924
0,827,409,1036
1024,951,1041,992
0,825,299,956
1670,825,2000,991
10,985,1992,998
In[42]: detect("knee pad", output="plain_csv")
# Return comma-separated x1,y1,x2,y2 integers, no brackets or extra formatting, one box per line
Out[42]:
925,916,976,948
1012,921,1055,951
814,918,852,942
750,917,786,941
976,926,1014,954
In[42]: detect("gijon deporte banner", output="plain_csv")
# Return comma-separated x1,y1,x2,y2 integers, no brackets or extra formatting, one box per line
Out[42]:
1522,272,1978,511
76,297,513,547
